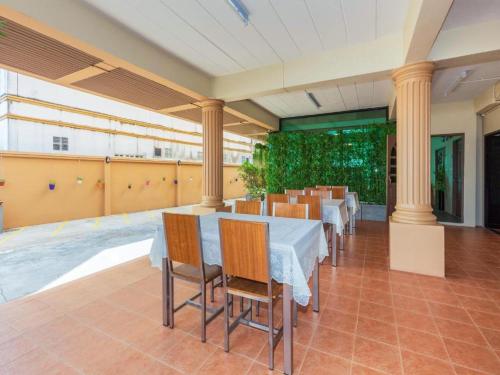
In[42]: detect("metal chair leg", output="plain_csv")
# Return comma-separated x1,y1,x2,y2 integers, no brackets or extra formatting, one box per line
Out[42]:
256,301,260,317
168,275,174,328
240,296,244,312
210,279,215,303
229,294,234,317
224,292,230,352
268,298,274,370
201,282,207,342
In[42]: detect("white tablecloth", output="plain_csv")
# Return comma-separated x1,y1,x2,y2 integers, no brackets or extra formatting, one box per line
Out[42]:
346,192,361,214
321,199,349,234
149,212,328,306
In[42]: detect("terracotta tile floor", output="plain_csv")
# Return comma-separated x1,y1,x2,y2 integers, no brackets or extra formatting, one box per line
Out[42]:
1,221,500,374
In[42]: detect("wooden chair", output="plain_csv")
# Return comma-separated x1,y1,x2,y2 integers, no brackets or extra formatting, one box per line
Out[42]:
266,193,288,216
304,187,315,195
297,195,321,220
163,213,224,342
331,186,346,199
311,189,332,200
273,202,309,219
316,185,331,190
216,205,233,213
285,189,304,198
219,218,283,370
235,200,261,215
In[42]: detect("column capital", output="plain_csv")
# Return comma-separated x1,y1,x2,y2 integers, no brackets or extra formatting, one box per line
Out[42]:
392,61,434,85
198,99,225,109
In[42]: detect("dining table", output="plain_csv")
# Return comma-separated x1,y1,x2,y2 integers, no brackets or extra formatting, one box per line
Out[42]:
345,192,361,234
149,211,328,374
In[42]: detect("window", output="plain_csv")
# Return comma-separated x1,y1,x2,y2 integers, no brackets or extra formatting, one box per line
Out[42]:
241,155,249,163
223,153,231,163
53,136,68,151
154,147,162,158
165,147,173,158
197,151,203,160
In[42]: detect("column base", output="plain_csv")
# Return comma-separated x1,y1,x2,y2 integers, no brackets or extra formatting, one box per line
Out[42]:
200,196,224,208
389,217,445,278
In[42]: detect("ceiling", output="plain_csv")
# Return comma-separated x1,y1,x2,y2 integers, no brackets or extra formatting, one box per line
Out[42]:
84,0,410,77
442,0,500,30
433,60,500,103
253,80,393,118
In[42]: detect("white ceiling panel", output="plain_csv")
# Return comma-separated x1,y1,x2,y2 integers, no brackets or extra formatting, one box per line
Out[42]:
253,79,393,118
269,0,324,54
443,0,500,30
432,60,500,103
305,0,348,51
342,0,376,44
196,0,282,66
377,0,410,37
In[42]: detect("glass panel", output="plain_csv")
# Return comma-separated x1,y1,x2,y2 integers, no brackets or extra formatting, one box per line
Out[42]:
430,134,464,223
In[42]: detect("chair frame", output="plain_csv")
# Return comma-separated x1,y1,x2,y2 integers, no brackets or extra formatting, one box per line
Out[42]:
219,219,283,370
272,202,309,219
235,199,262,215
163,213,227,342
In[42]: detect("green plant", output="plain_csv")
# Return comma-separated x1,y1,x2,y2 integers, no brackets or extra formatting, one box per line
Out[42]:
434,164,446,192
266,123,395,204
238,143,268,200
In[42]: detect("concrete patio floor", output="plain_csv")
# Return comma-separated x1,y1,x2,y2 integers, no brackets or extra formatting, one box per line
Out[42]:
0,201,237,304
1,221,499,374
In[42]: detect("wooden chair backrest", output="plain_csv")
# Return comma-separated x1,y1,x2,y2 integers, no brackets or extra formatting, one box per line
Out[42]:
266,193,288,216
163,213,202,268
297,195,321,220
285,189,304,198
304,187,315,195
216,205,232,213
219,218,269,284
235,200,261,215
316,185,331,190
311,189,332,200
331,186,346,199
273,202,309,219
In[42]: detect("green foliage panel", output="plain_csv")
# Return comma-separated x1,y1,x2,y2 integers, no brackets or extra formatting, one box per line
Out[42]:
266,123,395,204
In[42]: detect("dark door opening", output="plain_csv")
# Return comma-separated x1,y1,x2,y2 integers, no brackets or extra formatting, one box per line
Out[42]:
386,135,396,218
485,131,500,229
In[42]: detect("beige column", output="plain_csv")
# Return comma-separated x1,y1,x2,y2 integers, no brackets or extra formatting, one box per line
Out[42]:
392,61,436,225
200,99,225,208
389,61,444,278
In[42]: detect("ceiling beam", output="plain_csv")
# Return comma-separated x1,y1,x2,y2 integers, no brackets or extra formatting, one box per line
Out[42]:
402,0,454,64
56,65,108,85
212,34,403,102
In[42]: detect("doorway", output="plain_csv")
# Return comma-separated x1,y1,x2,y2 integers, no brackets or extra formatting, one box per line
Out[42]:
386,135,396,218
431,134,464,223
485,131,500,229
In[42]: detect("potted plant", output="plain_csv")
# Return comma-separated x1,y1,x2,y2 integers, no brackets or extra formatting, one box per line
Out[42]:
238,159,266,201
49,180,56,191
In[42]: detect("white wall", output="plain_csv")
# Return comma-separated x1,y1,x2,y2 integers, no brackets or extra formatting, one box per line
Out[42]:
431,101,478,227
484,105,500,135
1,70,253,163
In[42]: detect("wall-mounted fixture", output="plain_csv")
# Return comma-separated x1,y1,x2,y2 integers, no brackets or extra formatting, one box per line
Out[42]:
128,183,132,189
444,69,473,97
49,180,56,191
0,179,5,187
76,176,83,185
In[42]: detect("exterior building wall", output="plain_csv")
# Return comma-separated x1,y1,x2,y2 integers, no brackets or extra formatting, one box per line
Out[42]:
0,69,253,163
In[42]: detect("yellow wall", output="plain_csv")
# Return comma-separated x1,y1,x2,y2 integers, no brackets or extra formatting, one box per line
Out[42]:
0,152,246,229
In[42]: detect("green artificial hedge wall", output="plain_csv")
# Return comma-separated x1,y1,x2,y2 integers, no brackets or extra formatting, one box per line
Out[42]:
266,123,395,204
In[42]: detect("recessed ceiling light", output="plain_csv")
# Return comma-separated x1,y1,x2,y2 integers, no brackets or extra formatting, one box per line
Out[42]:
227,0,250,26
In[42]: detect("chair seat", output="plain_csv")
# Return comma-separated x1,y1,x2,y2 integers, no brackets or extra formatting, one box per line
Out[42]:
172,263,222,282
227,277,282,302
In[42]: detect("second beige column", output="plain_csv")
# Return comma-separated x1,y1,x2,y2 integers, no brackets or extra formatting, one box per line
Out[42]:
200,99,225,208
392,61,436,225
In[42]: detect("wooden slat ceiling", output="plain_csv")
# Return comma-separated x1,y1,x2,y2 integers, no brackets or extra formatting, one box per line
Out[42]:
0,17,102,80
72,68,197,110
